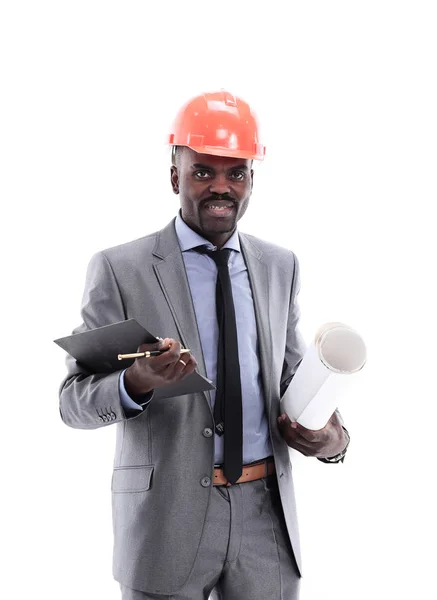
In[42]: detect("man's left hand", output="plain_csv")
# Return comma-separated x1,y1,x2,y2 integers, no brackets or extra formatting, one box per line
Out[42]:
277,410,347,458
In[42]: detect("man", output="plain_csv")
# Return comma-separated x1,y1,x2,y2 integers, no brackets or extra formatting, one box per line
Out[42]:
59,90,350,600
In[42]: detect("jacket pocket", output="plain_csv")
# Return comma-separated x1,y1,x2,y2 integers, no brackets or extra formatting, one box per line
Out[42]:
111,465,154,493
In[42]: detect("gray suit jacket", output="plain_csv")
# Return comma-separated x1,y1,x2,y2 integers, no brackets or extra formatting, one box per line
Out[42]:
59,217,346,595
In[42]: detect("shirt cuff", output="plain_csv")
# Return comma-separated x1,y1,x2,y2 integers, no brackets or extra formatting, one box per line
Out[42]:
119,369,154,411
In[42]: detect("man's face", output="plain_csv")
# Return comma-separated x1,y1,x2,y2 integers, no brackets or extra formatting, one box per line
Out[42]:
170,147,253,247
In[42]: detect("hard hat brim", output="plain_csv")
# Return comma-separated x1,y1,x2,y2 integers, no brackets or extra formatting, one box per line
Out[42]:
167,138,265,162
185,144,265,161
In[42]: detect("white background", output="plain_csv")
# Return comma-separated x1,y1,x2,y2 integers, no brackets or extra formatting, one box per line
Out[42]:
1,1,436,598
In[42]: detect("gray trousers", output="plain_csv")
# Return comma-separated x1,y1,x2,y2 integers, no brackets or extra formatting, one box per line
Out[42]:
120,474,300,600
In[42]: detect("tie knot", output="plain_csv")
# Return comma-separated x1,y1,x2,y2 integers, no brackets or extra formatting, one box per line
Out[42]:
195,246,232,267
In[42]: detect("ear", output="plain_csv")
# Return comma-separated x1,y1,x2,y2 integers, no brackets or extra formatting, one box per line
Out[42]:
170,166,179,194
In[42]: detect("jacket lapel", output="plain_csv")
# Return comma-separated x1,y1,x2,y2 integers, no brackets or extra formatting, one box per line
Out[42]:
239,233,273,411
152,220,211,404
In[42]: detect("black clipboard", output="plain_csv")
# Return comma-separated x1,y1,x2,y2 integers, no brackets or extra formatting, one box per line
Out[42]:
54,319,215,399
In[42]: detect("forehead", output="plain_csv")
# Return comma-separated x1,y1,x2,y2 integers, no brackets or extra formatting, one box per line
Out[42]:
181,147,251,170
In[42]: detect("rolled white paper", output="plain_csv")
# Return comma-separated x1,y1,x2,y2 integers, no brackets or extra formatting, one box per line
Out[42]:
280,322,366,430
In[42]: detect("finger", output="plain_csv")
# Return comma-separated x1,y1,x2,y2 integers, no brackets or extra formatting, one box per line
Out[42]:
150,339,182,370
279,415,324,443
277,415,319,449
170,353,197,378
287,431,333,457
277,420,315,450
278,414,297,427
136,340,162,353
180,354,197,375
290,425,327,448
296,419,337,446
156,337,172,351
277,415,298,445
135,338,169,365
279,427,315,451
162,338,182,360
292,422,318,443
286,439,312,456
176,357,188,370
277,414,298,436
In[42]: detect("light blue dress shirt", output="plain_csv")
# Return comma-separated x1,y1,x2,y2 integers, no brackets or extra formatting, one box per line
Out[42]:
120,211,272,464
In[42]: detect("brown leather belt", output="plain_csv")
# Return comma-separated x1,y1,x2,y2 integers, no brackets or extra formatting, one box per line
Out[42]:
213,457,275,486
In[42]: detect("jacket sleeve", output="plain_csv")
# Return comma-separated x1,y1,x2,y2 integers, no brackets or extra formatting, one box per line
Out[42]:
279,252,350,464
59,251,148,429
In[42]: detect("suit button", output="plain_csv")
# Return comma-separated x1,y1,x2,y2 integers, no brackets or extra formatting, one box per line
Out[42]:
202,428,213,438
201,477,211,487
98,416,104,422
111,412,116,420
102,415,108,422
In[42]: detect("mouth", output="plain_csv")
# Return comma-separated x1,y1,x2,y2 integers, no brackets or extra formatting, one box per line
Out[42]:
202,200,235,218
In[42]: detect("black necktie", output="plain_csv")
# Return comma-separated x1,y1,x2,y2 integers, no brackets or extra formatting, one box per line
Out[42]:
195,246,243,484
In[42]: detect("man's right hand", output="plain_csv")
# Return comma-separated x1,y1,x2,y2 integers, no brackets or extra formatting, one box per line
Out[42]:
123,338,198,399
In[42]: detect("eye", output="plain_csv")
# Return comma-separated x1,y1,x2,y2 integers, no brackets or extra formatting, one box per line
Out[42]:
194,170,212,180
230,171,246,181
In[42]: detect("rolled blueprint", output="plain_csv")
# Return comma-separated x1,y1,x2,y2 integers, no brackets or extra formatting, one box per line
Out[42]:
280,322,366,430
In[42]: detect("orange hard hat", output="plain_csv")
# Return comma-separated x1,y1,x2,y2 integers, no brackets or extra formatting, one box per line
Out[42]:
167,90,266,161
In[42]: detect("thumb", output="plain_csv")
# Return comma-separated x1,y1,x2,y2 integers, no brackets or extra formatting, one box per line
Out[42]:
277,413,288,429
136,339,165,352
277,413,297,429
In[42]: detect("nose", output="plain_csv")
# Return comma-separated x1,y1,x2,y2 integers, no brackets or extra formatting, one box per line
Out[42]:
208,173,231,196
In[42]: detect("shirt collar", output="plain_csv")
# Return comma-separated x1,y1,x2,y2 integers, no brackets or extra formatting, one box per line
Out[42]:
175,210,241,253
